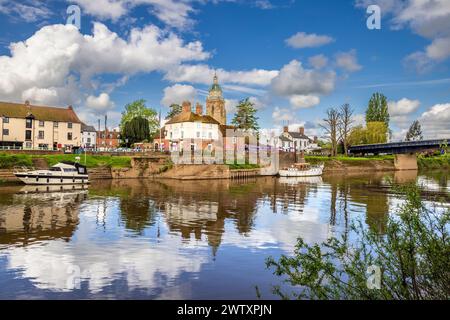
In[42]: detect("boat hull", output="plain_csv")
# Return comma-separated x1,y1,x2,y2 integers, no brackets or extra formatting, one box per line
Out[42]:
278,166,324,177
14,173,89,185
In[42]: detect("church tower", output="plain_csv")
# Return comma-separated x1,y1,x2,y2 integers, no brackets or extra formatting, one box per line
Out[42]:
206,73,226,125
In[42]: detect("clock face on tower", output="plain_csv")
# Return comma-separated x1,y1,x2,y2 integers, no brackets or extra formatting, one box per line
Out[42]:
206,74,226,125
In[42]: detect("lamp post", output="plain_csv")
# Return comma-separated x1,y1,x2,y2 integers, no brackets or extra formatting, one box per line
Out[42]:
1,115,4,148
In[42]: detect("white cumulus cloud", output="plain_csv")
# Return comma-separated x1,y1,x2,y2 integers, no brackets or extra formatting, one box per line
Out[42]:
285,32,334,49
85,93,114,110
161,84,197,107
289,95,320,109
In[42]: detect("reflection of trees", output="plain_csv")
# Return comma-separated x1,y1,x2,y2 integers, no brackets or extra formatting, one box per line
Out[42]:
324,173,390,234
119,196,156,235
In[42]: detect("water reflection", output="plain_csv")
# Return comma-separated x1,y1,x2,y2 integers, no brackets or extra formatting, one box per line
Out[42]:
0,170,448,299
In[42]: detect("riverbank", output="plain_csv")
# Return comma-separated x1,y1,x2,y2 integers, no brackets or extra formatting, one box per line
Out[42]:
306,154,450,172
0,153,449,183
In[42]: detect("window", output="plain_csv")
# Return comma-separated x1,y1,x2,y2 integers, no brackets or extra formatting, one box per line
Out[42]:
38,131,44,139
50,167,62,172
197,132,200,138
54,122,59,128
26,118,32,129
196,122,201,129
25,130,32,140
87,138,91,144
170,132,173,139
68,122,73,129
39,120,44,127
2,129,9,136
181,131,184,139
25,142,32,149
208,132,212,139
3,117,9,123
67,132,73,140
202,131,206,138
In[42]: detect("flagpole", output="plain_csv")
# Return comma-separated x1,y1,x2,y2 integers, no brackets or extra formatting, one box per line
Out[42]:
159,109,162,152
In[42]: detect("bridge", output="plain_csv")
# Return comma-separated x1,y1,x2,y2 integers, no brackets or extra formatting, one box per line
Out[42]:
349,138,448,170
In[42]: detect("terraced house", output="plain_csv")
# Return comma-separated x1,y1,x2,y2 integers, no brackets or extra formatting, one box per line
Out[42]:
0,101,82,151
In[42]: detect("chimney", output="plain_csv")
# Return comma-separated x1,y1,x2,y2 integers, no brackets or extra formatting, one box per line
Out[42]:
299,127,305,136
195,103,203,115
182,101,192,113
314,136,318,144
283,126,289,133
25,100,30,106
68,105,73,110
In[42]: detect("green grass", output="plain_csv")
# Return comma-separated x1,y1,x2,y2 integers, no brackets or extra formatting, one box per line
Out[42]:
418,153,450,170
227,163,260,170
0,153,132,169
41,154,132,168
0,153,33,169
305,155,394,163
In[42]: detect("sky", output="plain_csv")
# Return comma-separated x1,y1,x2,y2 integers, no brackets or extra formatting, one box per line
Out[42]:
0,0,449,140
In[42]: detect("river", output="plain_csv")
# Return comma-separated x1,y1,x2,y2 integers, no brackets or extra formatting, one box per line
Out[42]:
0,170,448,299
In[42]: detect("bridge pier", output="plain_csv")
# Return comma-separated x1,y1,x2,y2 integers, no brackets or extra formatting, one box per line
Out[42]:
394,154,418,171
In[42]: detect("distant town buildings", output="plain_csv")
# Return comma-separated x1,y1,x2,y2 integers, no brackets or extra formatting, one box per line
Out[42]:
96,128,121,151
279,126,320,153
0,101,82,152
81,123,97,150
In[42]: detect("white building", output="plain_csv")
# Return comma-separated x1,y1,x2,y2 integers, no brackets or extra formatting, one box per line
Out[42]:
164,102,221,152
279,126,320,153
81,123,97,150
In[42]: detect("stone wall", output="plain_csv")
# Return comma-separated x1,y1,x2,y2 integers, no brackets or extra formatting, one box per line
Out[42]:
159,164,231,180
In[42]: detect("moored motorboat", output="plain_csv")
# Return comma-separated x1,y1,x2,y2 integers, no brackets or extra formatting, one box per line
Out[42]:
279,162,324,177
14,161,89,185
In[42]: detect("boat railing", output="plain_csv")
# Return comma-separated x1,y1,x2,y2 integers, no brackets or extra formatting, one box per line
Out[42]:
13,166,35,173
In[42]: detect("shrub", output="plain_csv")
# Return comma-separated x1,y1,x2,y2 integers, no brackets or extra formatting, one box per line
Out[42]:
266,184,449,300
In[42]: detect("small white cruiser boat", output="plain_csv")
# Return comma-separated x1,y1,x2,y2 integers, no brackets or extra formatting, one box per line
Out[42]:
14,161,89,185
279,162,324,177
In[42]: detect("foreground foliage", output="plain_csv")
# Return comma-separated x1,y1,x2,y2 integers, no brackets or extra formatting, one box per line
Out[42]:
266,185,449,300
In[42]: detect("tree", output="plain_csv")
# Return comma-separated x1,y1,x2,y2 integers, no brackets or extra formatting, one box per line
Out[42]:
166,104,182,120
320,108,340,157
405,120,423,141
366,93,390,129
266,184,450,300
231,98,260,132
122,117,150,147
338,103,354,155
348,122,388,146
120,99,159,138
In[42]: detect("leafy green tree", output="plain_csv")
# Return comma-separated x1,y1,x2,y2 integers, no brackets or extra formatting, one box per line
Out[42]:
166,104,182,120
122,117,150,147
231,98,260,132
405,120,423,141
266,184,450,300
120,99,159,138
366,93,390,129
348,122,388,146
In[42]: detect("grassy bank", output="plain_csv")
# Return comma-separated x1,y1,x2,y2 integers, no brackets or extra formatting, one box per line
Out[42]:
418,154,450,170
305,155,394,164
0,154,33,169
227,163,260,170
0,153,132,169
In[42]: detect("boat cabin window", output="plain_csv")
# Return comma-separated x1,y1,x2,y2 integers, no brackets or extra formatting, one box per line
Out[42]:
50,167,62,172
63,168,77,172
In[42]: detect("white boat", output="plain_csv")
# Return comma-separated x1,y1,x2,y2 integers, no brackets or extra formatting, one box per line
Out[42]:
278,176,323,185
279,163,324,177
14,161,89,185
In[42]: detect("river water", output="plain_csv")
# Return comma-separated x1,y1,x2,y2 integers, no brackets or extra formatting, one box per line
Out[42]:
0,171,448,299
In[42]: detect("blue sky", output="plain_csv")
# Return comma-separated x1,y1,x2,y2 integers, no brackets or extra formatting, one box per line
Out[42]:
0,0,449,140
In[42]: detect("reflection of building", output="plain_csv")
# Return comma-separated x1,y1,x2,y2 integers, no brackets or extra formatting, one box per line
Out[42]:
0,189,86,246
0,101,82,151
